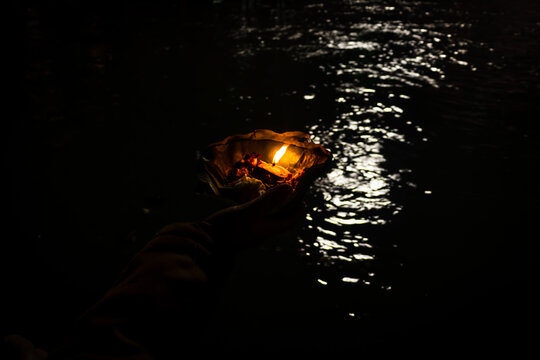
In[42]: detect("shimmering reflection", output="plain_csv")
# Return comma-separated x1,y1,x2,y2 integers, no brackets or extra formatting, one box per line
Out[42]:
228,1,479,287
305,104,406,275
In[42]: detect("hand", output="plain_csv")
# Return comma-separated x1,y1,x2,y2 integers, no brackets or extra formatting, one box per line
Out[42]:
205,184,305,247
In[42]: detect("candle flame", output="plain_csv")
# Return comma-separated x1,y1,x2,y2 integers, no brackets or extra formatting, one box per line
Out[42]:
272,145,288,165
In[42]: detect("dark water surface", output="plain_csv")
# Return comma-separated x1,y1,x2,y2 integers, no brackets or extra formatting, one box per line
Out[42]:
5,0,540,355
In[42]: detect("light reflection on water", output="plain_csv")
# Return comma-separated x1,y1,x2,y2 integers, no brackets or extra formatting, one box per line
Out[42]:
228,1,479,288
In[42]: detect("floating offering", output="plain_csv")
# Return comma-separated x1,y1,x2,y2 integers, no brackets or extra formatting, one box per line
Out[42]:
199,129,332,203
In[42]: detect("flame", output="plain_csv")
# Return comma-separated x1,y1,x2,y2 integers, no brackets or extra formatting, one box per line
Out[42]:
272,144,289,165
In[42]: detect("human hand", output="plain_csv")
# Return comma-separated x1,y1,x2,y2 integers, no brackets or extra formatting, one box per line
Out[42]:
204,184,305,247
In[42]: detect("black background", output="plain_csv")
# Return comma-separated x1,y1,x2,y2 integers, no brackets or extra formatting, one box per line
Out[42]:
4,0,540,356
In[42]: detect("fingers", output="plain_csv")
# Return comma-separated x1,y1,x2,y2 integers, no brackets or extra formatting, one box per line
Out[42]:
208,184,293,221
257,201,306,237
244,184,293,216
204,184,298,245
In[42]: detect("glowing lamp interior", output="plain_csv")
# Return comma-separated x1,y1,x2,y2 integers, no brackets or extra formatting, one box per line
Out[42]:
200,129,332,203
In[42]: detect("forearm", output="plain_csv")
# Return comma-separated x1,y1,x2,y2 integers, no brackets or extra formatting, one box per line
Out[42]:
49,222,223,359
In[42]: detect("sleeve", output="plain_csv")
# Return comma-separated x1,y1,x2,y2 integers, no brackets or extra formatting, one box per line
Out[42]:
48,222,226,360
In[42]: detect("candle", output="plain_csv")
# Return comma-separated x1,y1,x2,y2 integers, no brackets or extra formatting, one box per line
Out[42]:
256,144,291,178
257,159,291,178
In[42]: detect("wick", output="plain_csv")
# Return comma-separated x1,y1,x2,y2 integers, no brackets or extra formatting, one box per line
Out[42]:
272,162,275,166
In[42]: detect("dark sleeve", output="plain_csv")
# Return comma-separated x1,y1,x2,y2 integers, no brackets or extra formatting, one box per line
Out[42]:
49,222,225,360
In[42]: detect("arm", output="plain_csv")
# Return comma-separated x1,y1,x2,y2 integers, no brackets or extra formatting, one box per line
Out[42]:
47,184,301,359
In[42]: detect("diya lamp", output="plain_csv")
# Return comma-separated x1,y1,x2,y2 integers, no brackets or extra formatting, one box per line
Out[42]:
199,129,332,204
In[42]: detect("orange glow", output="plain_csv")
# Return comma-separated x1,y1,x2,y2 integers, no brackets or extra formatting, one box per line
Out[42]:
272,145,288,165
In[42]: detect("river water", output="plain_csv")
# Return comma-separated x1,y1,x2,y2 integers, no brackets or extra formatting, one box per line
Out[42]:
205,0,540,354
7,0,540,356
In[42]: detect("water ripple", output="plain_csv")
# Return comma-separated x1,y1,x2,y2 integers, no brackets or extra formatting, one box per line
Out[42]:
226,0,484,288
